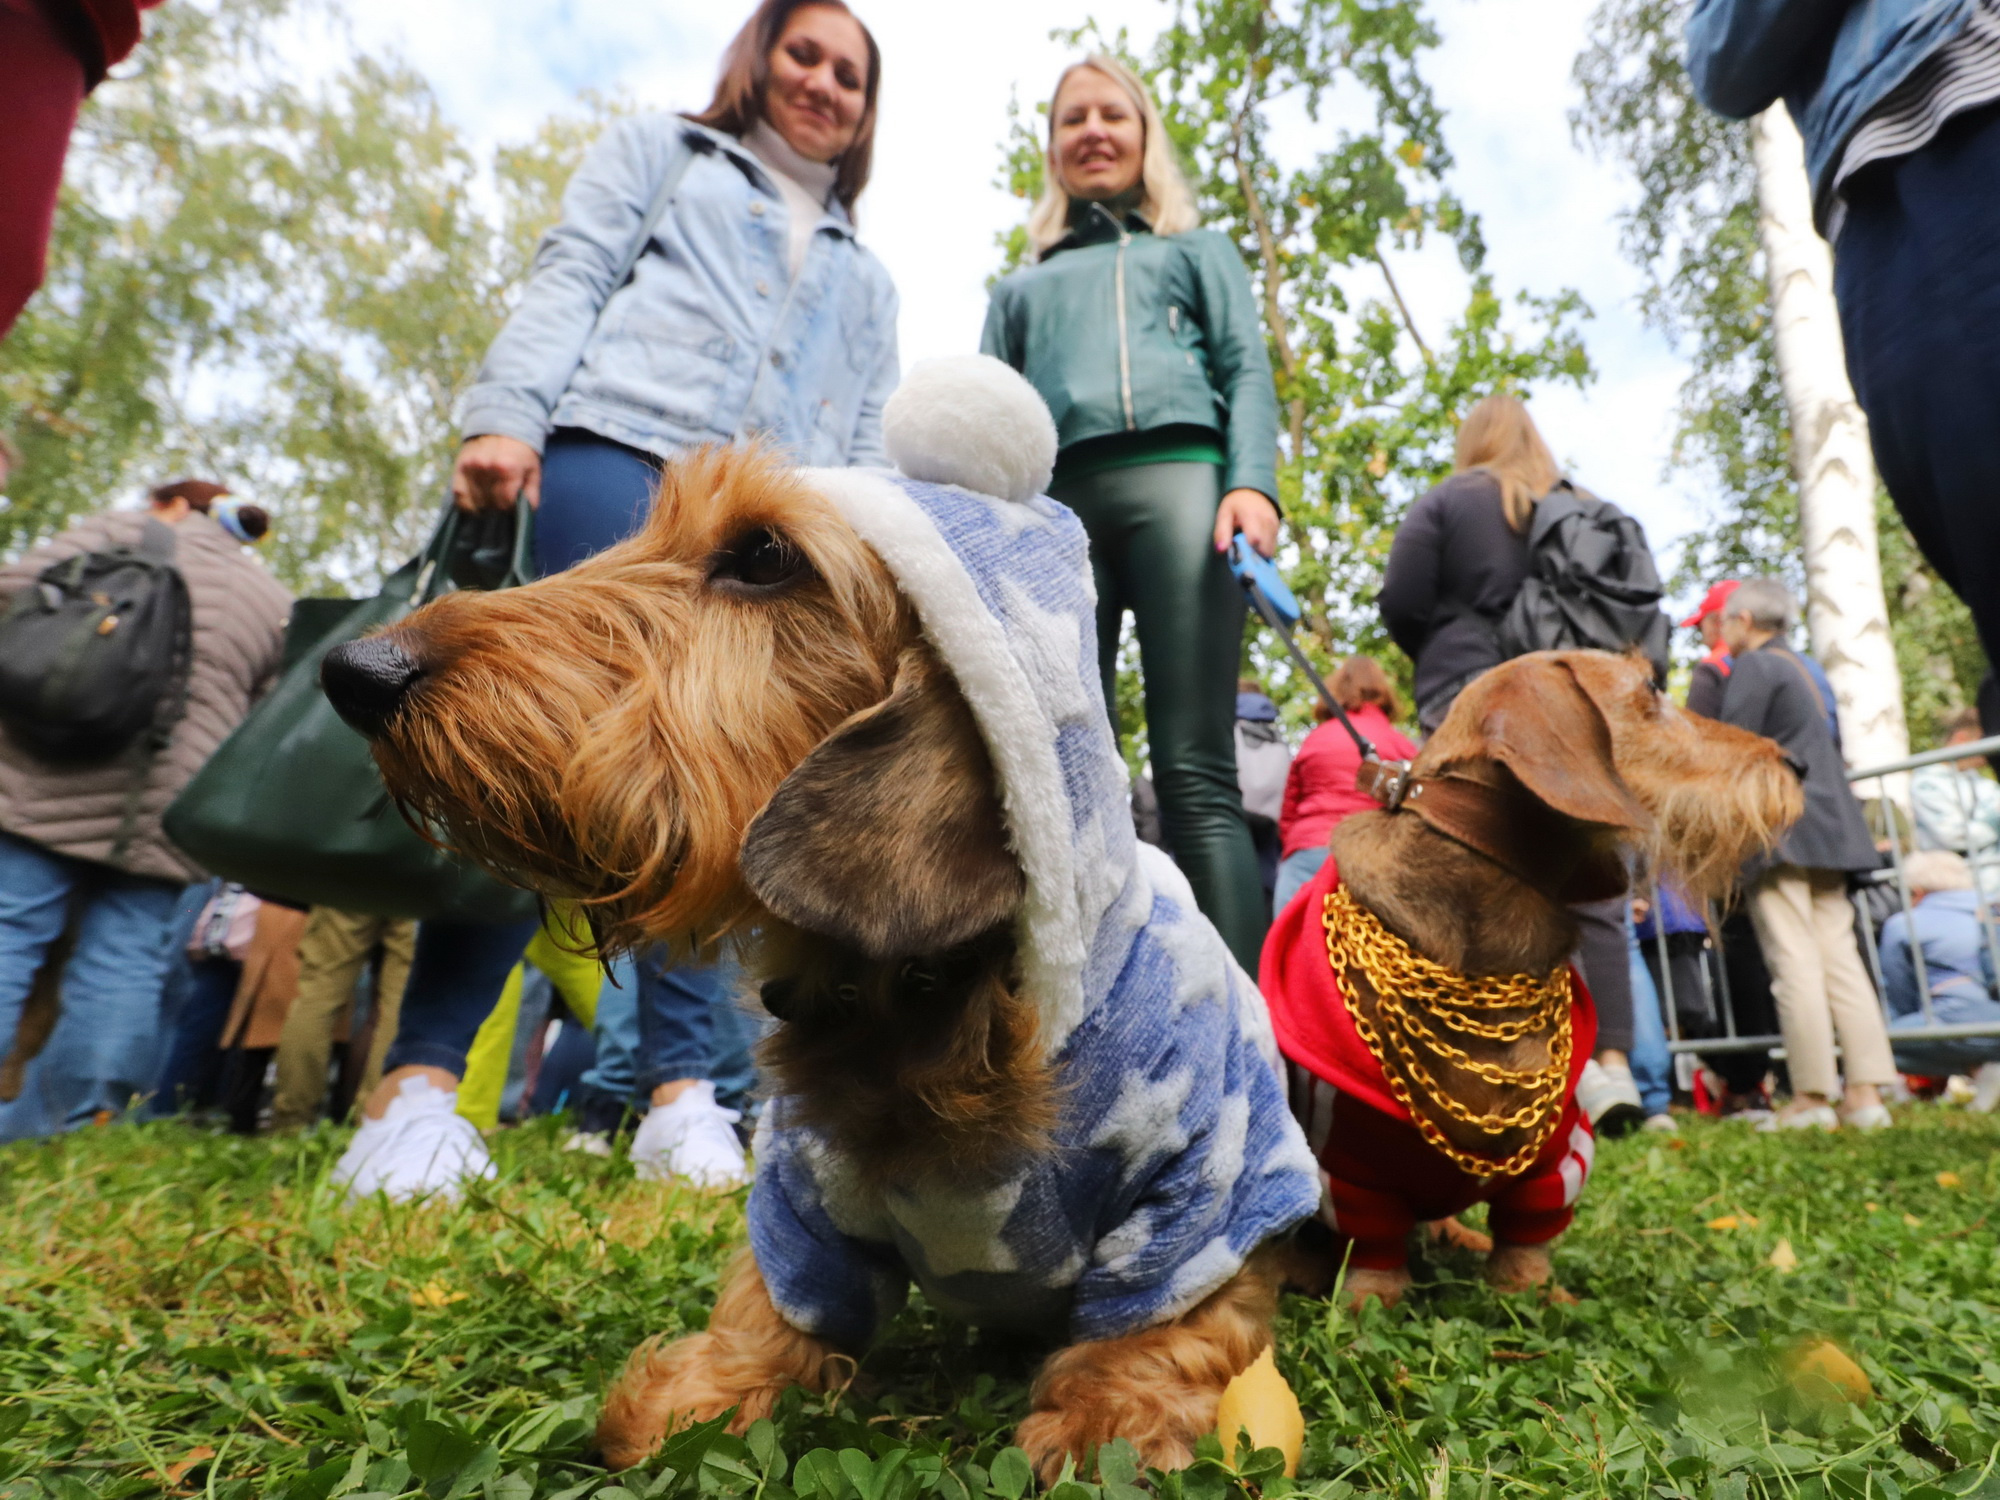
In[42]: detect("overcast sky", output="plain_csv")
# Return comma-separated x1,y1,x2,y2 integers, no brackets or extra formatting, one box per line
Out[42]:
323,0,1706,586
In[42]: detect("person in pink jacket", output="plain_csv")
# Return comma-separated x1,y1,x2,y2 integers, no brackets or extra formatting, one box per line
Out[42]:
1273,655,1419,913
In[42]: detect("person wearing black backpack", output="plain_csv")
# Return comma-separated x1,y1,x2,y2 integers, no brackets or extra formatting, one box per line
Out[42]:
1379,394,1678,1136
0,478,290,1135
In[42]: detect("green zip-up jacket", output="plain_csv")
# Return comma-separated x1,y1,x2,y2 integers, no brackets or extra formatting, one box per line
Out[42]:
980,203,1281,503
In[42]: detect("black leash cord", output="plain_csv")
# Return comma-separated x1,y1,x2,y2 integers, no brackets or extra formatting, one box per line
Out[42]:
1235,573,1379,765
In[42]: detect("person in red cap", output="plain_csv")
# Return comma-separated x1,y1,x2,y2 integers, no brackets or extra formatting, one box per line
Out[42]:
0,0,165,340
1682,580,1740,719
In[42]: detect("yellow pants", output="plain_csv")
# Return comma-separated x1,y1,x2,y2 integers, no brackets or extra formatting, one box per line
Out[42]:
455,906,606,1129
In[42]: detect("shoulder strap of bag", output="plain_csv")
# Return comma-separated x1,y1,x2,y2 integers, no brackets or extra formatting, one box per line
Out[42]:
605,127,708,298
1772,645,1833,721
110,519,192,865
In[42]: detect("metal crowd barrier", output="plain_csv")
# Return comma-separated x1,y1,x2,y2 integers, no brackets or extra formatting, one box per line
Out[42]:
1653,731,2000,1070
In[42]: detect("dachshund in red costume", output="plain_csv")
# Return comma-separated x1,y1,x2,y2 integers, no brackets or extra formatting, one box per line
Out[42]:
1261,652,1801,1308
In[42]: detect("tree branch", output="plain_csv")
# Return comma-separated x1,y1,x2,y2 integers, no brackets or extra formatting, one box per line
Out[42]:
1229,107,1306,459
1371,248,1433,364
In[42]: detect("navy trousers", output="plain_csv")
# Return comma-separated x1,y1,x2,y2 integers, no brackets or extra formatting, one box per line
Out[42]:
1836,102,2000,668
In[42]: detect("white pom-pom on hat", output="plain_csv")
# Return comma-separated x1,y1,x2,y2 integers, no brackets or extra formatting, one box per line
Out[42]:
883,355,1058,504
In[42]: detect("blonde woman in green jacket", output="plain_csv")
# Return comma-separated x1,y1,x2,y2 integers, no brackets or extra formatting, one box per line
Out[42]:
982,54,1282,970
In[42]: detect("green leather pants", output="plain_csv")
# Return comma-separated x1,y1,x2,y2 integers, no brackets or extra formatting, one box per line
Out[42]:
1050,461,1268,971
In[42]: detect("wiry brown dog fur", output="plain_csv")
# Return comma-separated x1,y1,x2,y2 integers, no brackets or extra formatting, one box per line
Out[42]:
356,447,1280,1480
1309,650,1801,1308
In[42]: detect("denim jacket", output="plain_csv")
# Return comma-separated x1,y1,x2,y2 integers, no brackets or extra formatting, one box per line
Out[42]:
460,116,899,466
1685,0,1976,229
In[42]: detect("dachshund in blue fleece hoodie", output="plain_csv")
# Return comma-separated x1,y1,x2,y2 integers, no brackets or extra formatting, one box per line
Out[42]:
320,358,1320,1480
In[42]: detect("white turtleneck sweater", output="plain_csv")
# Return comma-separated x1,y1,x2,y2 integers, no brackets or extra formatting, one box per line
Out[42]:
744,122,838,281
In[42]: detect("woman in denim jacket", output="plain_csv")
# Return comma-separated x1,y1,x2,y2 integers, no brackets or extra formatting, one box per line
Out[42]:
334,0,896,1203
981,56,1282,972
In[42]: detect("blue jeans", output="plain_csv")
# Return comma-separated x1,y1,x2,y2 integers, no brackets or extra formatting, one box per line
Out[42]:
148,956,243,1117
1273,848,1328,915
0,831,185,1136
1837,103,2000,667
387,431,748,1098
634,950,764,1116
1626,916,1673,1117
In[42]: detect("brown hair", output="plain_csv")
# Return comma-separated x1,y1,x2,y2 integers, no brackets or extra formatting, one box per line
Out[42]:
1454,394,1560,534
689,0,880,210
1330,655,1401,723
149,478,230,512
1943,706,1985,741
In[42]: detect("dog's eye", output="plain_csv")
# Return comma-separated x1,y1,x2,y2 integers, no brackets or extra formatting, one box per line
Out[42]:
709,527,810,595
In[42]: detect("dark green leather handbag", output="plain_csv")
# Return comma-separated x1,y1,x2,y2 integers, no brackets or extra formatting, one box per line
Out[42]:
164,503,542,923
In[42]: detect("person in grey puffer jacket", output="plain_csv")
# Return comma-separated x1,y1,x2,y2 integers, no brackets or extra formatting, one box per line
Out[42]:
0,478,290,1130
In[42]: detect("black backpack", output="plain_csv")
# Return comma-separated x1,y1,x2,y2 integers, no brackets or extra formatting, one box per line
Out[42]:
1496,482,1672,681
0,519,193,764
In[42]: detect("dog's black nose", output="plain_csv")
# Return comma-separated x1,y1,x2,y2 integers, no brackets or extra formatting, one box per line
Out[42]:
321,636,423,738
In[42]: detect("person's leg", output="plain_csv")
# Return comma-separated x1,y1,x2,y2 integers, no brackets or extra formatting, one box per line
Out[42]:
149,958,242,1117
1836,105,2000,666
272,908,377,1130
1809,872,1896,1112
633,952,725,1098
573,954,641,1136
1572,897,1635,1055
370,916,542,1108
533,430,667,578
1626,921,1673,1120
0,0,86,337
705,959,765,1119
43,872,184,1127
1056,462,1265,970
1272,848,1328,919
1747,868,1840,1106
0,833,78,1069
358,919,416,1101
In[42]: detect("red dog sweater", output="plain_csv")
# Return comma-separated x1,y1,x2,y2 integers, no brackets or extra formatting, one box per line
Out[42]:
1259,854,1597,1271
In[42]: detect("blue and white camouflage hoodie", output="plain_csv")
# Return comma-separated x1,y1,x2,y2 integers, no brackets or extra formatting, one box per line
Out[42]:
746,357,1319,1351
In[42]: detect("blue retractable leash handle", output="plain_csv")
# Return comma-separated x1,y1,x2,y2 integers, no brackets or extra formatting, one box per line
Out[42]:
1228,536,1407,802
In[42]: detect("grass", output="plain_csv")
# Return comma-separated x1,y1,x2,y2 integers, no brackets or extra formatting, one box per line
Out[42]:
2,1107,1999,1500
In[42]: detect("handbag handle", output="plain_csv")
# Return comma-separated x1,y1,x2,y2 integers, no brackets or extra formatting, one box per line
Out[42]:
408,498,535,606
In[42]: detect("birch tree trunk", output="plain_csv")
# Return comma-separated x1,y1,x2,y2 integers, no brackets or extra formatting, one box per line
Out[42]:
1750,102,1909,778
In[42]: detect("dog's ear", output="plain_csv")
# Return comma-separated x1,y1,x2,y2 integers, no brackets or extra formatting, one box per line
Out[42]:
740,647,1023,960
1477,658,1651,833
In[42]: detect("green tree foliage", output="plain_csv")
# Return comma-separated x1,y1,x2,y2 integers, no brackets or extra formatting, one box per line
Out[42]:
0,0,613,594
1572,0,1985,744
996,1,1593,735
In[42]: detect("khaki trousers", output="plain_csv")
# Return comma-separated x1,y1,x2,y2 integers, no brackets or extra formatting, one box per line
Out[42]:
270,909,416,1130
1747,865,1896,1097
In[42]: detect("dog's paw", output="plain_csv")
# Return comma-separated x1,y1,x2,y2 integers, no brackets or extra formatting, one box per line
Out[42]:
1016,1410,1193,1486
1342,1266,1412,1311
596,1333,765,1470
1422,1216,1495,1255
1483,1243,1556,1296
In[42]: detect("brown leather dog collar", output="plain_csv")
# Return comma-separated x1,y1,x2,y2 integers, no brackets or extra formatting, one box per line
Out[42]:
1355,760,1627,904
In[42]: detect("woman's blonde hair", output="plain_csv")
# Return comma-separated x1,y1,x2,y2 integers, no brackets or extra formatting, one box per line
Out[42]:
1026,55,1199,256
1454,394,1561,533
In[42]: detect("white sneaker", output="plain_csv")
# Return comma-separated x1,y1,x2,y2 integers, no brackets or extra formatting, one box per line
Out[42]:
1576,1059,1645,1137
1972,1062,2000,1115
331,1075,495,1203
1641,1112,1679,1134
1842,1103,1893,1131
1756,1104,1840,1133
630,1081,747,1189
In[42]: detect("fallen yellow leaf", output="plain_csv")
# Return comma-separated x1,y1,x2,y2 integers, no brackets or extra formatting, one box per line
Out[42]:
1768,1238,1798,1273
1789,1341,1872,1405
1865,1202,1880,1212
1214,1347,1304,1476
410,1281,468,1308
166,1447,217,1485
1937,1171,1963,1189
1708,1215,1740,1231
1904,1213,1924,1228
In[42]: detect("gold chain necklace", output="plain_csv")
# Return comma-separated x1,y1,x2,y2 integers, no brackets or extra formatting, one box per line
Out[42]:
1322,885,1573,1180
